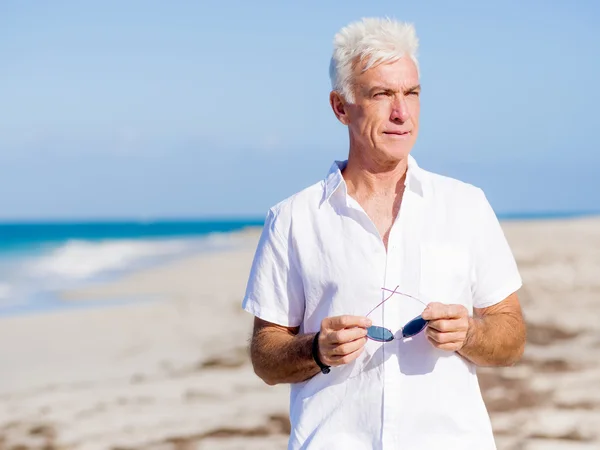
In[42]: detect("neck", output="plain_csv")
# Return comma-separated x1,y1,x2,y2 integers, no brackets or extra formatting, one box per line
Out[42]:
342,147,409,198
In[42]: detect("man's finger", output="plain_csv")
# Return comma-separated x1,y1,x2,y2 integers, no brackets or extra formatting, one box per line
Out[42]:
426,335,462,352
328,345,365,366
426,318,467,333
426,328,466,344
325,315,372,331
328,326,368,344
422,303,467,321
329,337,367,357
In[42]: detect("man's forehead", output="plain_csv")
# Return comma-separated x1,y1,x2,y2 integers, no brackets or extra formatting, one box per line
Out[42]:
354,58,419,87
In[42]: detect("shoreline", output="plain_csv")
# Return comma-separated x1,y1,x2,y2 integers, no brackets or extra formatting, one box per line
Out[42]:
1,216,599,319
0,227,263,319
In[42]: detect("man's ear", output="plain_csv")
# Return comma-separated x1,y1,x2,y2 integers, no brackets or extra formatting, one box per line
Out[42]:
329,91,350,125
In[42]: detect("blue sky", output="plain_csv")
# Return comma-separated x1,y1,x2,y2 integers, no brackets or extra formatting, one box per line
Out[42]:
1,1,598,220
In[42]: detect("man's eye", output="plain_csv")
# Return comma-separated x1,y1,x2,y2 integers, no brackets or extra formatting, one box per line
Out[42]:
408,91,420,96
374,92,388,97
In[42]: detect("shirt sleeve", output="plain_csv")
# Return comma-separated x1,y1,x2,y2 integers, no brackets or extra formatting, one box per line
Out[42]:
471,188,522,309
241,208,305,327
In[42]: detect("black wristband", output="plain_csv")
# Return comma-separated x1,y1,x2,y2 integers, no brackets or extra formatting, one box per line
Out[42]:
312,331,331,374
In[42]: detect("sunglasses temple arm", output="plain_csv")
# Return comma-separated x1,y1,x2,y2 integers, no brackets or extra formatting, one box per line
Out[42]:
380,287,428,308
365,285,400,318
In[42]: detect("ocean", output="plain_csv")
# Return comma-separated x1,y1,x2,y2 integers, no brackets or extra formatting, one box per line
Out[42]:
0,219,263,316
0,211,596,317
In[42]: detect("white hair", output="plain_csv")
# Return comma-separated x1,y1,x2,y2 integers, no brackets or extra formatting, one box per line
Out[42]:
329,17,420,103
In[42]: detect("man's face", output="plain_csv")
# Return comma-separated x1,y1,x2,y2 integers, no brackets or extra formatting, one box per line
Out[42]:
338,57,420,162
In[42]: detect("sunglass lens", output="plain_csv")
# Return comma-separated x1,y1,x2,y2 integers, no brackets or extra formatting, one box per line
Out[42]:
402,315,428,338
367,325,394,342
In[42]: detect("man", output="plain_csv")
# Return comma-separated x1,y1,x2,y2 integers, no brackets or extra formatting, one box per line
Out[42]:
242,17,525,450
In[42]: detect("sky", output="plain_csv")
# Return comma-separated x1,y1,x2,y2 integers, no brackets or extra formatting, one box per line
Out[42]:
1,0,599,220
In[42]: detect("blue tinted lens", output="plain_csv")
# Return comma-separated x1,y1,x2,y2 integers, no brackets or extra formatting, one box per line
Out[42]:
402,315,428,338
367,325,394,342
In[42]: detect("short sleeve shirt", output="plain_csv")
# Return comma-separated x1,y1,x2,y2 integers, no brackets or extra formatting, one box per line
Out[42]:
242,155,522,450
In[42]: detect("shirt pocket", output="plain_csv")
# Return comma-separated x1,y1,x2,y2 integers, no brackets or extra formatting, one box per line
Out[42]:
419,242,473,310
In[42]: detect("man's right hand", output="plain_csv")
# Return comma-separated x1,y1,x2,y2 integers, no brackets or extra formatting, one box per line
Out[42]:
317,315,372,367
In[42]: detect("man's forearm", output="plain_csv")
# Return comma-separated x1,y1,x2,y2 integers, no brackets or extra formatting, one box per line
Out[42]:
458,312,525,367
250,329,320,385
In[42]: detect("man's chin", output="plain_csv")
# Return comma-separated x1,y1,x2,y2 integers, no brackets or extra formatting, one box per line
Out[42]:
378,144,414,161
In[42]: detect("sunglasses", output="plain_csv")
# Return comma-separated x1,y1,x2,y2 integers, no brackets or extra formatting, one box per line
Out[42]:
366,285,429,342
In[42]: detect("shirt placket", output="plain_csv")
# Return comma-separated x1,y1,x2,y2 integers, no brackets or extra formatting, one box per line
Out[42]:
381,232,402,449
381,189,424,449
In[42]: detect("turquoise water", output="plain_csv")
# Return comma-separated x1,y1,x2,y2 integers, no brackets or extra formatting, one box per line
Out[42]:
0,219,264,252
497,211,600,220
0,219,263,316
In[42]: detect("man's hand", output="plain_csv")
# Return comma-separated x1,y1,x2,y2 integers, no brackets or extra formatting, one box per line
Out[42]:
318,315,372,367
421,303,470,352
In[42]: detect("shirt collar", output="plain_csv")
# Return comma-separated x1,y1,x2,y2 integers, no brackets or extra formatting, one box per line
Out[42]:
321,154,425,206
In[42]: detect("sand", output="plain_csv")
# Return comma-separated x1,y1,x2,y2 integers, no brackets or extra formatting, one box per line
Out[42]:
1,218,599,449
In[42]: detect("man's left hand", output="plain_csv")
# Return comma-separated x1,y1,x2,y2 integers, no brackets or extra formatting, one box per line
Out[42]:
421,303,471,352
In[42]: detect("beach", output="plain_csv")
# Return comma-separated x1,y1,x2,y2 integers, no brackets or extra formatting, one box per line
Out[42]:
1,217,600,450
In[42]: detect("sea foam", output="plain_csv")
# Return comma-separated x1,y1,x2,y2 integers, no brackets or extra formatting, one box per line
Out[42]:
28,238,190,280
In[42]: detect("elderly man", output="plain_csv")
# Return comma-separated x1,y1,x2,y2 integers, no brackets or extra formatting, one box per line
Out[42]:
242,17,525,450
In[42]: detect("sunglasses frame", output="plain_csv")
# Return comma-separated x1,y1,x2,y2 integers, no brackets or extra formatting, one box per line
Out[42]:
365,285,429,342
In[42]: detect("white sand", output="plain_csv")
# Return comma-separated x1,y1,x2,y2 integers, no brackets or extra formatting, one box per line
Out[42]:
1,218,600,449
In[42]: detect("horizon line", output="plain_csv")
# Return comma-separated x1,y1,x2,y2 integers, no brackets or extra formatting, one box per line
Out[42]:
0,209,599,225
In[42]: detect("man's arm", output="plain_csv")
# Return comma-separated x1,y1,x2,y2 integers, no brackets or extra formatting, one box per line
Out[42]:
459,292,525,366
250,315,371,385
421,292,525,367
250,318,319,385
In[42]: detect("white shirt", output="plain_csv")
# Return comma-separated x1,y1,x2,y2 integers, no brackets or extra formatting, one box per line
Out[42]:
242,155,522,450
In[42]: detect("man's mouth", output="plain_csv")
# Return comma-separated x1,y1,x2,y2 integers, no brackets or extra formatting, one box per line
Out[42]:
383,131,411,137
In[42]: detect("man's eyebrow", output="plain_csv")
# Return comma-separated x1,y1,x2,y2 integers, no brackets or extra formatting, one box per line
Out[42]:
405,84,421,93
366,84,421,95
366,85,394,95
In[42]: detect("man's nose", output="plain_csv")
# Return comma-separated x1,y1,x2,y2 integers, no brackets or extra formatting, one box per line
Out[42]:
390,97,410,123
